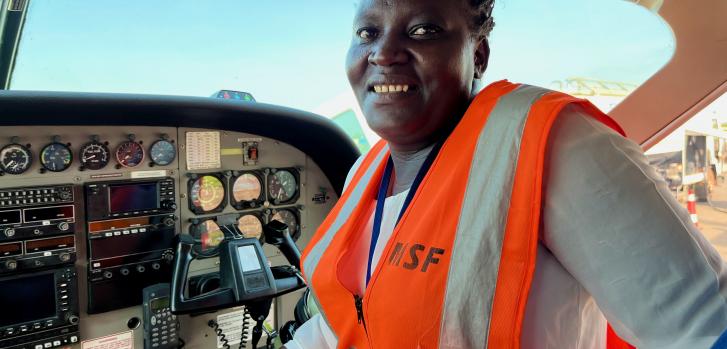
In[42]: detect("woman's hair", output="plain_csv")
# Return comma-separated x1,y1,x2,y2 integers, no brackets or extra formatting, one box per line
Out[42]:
469,0,495,39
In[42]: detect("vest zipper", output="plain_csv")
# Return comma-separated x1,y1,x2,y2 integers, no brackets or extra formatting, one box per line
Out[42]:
353,294,368,334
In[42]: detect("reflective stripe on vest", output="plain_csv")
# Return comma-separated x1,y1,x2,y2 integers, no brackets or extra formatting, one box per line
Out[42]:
301,80,629,348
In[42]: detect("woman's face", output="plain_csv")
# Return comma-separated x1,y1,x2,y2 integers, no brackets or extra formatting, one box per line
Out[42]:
346,0,488,151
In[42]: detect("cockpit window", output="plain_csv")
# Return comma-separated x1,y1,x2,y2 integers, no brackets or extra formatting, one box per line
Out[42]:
8,0,674,149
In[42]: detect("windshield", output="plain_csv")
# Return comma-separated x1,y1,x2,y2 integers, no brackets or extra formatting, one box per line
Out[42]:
8,0,674,149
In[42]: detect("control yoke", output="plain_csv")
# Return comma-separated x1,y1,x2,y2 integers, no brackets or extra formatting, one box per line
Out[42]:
170,220,305,315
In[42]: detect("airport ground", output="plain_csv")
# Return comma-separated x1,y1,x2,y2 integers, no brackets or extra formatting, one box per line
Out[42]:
695,181,727,258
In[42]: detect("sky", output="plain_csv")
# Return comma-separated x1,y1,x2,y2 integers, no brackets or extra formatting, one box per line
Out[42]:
10,0,674,113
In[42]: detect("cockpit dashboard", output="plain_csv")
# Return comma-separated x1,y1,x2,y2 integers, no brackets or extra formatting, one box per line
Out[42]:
0,91,358,349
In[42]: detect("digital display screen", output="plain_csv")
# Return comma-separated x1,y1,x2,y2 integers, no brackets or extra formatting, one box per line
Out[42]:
0,210,21,224
0,242,22,257
0,273,57,327
23,205,74,222
237,245,262,272
109,183,159,213
88,216,150,234
26,236,75,253
151,297,169,311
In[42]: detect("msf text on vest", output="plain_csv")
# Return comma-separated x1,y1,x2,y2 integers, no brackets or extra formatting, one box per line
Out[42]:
387,242,446,273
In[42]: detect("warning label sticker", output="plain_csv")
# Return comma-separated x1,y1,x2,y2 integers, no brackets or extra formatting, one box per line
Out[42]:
81,330,133,349
216,309,247,348
215,306,275,348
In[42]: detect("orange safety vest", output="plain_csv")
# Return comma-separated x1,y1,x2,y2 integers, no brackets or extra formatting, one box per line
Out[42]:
302,81,633,348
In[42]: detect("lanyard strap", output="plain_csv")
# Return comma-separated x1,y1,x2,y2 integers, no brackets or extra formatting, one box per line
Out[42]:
366,141,443,285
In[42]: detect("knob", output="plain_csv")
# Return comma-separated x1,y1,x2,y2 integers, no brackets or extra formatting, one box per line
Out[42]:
161,251,175,263
59,253,71,262
161,200,177,211
66,314,80,325
136,265,146,273
5,260,17,270
103,271,113,279
163,217,175,227
3,228,15,237
151,262,161,270
58,190,72,201
119,268,130,276
58,222,70,231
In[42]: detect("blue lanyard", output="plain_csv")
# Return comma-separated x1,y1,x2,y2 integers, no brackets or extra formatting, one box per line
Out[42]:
366,141,443,285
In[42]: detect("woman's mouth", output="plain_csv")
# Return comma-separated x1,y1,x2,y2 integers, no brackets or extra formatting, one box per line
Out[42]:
372,84,411,93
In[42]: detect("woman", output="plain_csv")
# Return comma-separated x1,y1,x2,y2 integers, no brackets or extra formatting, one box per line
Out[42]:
286,0,727,348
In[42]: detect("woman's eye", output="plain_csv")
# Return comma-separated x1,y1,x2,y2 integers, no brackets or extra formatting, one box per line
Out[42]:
356,28,378,41
409,25,442,38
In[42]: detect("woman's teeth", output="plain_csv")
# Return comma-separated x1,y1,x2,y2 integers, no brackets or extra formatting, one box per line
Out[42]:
373,85,410,93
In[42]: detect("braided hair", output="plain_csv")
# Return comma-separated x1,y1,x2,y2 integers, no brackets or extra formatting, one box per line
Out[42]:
469,0,496,38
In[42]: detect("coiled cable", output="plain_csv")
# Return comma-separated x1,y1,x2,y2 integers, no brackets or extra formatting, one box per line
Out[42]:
240,307,251,349
208,307,252,349
208,319,230,349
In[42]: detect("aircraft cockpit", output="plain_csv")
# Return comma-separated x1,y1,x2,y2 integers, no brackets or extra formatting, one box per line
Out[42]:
0,91,358,348
1,0,727,348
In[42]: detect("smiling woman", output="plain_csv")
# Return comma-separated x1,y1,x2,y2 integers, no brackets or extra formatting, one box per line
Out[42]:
287,0,727,349
346,0,488,151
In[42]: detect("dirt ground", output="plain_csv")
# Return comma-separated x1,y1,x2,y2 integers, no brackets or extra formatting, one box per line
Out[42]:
694,182,727,258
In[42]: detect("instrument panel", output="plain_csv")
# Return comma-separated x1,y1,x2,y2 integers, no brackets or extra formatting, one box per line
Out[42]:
0,124,342,349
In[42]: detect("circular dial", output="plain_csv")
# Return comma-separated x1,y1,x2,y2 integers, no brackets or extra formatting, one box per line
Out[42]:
79,142,110,170
0,144,32,175
149,140,176,166
40,143,73,172
237,214,263,239
115,141,145,168
271,209,299,239
267,170,298,203
192,220,225,256
233,173,262,203
190,175,226,212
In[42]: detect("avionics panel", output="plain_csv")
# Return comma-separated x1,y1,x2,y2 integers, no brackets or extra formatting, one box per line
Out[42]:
0,124,342,348
0,267,80,349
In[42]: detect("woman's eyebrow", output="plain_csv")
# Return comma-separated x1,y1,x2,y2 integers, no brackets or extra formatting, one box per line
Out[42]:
353,12,380,26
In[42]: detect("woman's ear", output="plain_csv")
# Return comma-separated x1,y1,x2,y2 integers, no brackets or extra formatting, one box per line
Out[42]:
474,38,490,79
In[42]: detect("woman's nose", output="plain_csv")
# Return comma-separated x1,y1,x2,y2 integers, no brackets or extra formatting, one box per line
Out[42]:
368,32,409,67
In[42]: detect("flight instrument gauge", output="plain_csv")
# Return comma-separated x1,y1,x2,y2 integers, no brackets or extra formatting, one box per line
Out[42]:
271,209,299,240
237,214,263,240
116,140,145,168
191,219,226,257
0,144,32,175
231,172,264,209
189,175,226,213
149,139,176,166
79,141,110,170
40,143,73,172
267,169,299,204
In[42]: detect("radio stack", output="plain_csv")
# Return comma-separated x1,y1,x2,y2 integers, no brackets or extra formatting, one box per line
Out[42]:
0,185,81,349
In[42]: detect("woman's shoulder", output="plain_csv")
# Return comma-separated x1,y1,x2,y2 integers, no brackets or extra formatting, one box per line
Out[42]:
549,104,634,156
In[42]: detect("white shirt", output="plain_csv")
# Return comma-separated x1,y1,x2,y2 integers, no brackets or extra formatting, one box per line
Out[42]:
286,105,727,349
